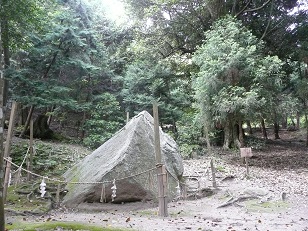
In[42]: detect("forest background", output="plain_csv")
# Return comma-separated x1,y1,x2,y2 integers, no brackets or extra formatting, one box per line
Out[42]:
0,0,307,157
0,0,307,229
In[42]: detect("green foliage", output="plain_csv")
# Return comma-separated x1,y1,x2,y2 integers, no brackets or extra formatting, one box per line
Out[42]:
121,57,192,125
0,0,49,51
212,86,265,122
83,93,124,149
192,16,263,128
176,110,202,158
192,15,286,148
122,59,156,111
10,141,89,177
7,0,118,113
3,0,307,152
253,55,290,123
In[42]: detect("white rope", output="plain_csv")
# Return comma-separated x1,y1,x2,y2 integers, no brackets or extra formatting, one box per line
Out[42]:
111,179,117,201
4,157,157,185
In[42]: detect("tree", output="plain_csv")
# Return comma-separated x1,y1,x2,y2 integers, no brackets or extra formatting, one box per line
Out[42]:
7,0,122,140
253,55,287,139
121,54,192,129
291,61,308,145
0,0,50,229
0,0,47,103
123,0,304,58
83,93,124,149
192,16,285,149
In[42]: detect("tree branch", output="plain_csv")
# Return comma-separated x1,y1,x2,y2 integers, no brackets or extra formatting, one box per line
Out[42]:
244,0,272,13
260,0,274,41
236,0,252,17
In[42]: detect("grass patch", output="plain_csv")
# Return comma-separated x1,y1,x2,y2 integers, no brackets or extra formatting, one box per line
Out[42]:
245,199,289,212
6,221,132,231
215,165,227,172
135,210,157,216
169,210,189,217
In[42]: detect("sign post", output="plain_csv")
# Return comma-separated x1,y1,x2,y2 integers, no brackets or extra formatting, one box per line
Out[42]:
240,147,253,176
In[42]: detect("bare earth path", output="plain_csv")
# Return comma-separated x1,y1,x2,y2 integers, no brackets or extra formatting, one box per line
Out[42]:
7,130,308,230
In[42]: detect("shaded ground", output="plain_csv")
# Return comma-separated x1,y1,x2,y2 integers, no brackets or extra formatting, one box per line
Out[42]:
6,129,308,230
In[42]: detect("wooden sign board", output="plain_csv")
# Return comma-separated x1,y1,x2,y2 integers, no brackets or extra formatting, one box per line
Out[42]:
240,147,253,158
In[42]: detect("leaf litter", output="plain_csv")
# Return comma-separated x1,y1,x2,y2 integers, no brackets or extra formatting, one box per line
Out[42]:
6,129,308,230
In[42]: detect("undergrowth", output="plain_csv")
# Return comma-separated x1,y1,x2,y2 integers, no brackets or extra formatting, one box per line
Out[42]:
10,140,90,177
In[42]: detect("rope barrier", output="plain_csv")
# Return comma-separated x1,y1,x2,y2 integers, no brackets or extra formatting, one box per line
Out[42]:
4,157,187,202
13,146,30,174
4,157,157,185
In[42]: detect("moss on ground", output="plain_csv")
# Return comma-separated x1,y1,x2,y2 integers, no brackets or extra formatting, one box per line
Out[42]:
245,199,289,212
6,185,51,214
5,180,68,214
6,221,132,231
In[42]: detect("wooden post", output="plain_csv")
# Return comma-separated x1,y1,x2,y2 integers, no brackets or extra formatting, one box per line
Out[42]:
153,103,162,163
156,165,168,216
4,101,18,158
210,159,217,188
153,102,168,217
56,183,61,207
3,157,11,202
183,183,187,200
245,157,249,176
126,111,129,124
27,120,34,181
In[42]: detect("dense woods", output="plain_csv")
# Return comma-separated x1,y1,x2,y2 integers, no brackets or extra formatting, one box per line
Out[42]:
0,0,306,150
0,0,308,229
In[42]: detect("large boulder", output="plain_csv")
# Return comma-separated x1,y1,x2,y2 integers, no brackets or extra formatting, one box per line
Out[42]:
62,111,183,206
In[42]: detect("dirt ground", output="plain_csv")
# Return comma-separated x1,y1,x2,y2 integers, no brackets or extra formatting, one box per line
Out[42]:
6,129,308,230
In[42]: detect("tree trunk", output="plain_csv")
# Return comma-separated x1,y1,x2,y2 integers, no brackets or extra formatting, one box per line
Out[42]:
281,116,287,129
238,120,245,148
31,114,53,138
246,120,253,135
19,105,35,138
80,111,87,140
19,106,28,126
223,119,231,150
274,122,280,139
4,101,18,158
296,112,300,129
260,118,268,140
1,17,10,104
47,106,54,126
203,123,211,150
232,122,241,149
